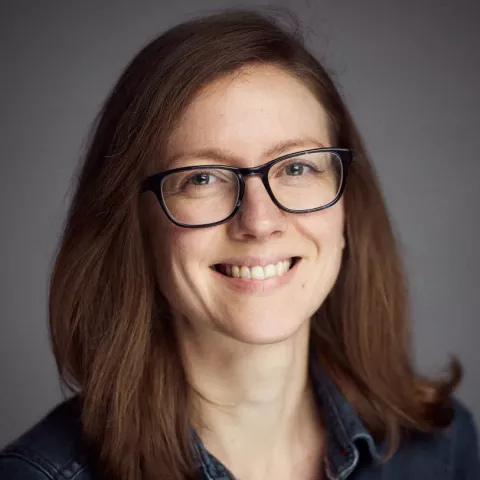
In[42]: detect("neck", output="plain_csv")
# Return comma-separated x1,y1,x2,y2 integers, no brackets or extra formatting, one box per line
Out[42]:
177,319,324,479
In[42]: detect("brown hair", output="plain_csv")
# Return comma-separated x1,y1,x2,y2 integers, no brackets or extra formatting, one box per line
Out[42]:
49,9,460,480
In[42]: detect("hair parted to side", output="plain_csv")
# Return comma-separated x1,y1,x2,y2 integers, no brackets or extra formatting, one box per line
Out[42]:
49,8,461,480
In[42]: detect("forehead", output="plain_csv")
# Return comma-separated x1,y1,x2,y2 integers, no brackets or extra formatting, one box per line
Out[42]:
166,65,331,167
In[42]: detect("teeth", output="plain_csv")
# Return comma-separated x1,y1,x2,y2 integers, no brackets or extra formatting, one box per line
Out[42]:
264,264,276,278
240,266,251,279
251,266,265,280
219,259,294,280
276,261,285,276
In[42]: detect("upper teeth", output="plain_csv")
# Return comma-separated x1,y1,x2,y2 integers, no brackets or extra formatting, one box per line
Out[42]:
223,259,293,280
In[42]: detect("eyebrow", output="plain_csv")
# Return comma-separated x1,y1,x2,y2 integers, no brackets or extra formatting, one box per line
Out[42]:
165,137,327,168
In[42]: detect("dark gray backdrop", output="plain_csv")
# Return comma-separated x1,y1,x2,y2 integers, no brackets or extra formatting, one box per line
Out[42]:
1,0,479,448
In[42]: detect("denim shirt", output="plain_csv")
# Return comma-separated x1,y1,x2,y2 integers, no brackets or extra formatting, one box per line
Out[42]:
1,359,479,479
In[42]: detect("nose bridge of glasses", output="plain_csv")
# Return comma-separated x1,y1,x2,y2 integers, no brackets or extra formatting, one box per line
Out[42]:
243,171,263,178
238,163,268,178
237,163,274,198
235,164,277,212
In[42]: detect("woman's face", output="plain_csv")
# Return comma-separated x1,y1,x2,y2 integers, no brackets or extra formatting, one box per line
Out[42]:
144,65,345,345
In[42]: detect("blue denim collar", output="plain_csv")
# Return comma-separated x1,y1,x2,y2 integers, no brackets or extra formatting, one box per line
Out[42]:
308,355,386,479
192,349,385,480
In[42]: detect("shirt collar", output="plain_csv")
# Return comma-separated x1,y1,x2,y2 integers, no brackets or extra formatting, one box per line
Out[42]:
308,351,386,479
192,349,386,480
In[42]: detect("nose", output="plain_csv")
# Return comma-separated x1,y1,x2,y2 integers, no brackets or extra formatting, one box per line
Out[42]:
228,175,286,241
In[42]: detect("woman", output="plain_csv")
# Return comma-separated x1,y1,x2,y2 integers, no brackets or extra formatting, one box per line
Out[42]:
0,9,478,480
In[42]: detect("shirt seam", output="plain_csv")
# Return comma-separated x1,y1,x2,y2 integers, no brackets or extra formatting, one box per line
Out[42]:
0,447,86,480
318,386,359,479
0,451,56,480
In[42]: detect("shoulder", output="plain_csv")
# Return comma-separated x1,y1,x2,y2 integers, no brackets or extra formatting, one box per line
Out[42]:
372,397,480,479
445,397,480,478
395,397,480,478
0,397,93,479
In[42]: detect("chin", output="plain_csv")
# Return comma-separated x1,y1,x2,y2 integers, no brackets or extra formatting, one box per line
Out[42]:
224,313,310,346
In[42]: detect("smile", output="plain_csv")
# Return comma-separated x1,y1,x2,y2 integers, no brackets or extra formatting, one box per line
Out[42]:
213,257,299,280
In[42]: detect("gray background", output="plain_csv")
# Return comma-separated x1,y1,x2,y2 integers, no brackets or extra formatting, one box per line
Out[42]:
1,0,479,449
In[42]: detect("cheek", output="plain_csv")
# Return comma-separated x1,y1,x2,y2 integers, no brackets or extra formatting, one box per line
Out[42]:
142,200,218,311
294,202,345,249
170,229,217,264
146,203,208,259
158,228,222,318
152,220,219,288
297,206,345,302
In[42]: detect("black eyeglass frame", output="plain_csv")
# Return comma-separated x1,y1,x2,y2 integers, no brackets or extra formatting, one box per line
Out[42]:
141,147,352,228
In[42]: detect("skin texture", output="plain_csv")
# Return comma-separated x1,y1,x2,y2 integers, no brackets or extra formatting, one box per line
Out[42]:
142,65,346,479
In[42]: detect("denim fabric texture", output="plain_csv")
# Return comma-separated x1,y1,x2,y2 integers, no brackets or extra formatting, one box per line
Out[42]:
1,356,479,479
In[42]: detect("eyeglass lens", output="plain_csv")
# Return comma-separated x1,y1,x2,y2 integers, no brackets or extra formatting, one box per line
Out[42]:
160,151,343,226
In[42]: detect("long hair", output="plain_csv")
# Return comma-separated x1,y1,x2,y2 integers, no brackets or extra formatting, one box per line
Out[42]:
49,9,460,480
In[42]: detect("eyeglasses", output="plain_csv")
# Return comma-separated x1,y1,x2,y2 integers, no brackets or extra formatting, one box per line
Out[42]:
141,147,352,228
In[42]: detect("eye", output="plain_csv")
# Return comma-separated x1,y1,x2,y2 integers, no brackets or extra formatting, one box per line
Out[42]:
285,163,311,176
189,172,217,185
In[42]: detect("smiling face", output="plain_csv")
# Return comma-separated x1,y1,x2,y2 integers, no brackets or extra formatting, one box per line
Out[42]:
143,64,346,345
